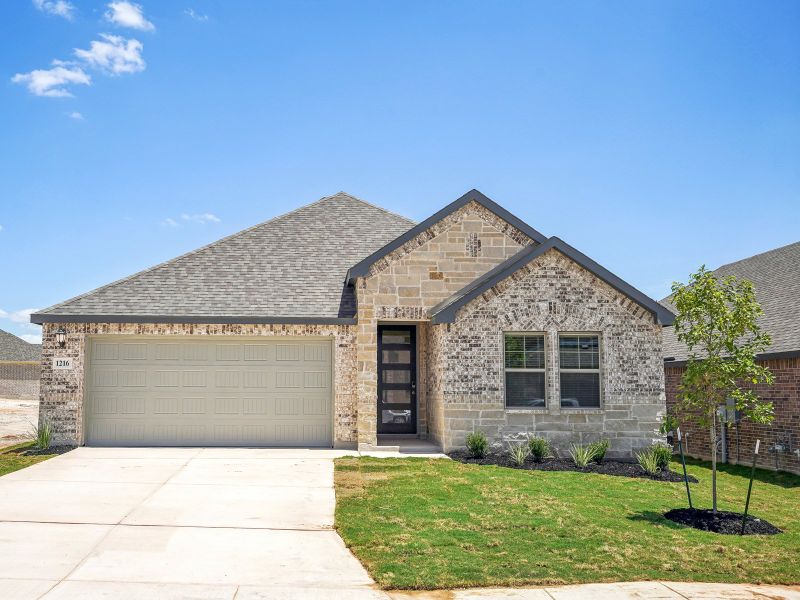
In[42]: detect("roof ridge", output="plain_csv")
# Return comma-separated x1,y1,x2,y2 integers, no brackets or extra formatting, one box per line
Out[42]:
34,193,385,317
713,240,800,273
332,191,416,226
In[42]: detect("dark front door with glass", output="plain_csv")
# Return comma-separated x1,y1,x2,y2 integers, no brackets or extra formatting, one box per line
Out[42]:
377,325,416,434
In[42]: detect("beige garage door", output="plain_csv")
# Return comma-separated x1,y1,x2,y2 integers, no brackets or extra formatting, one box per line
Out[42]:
85,337,333,447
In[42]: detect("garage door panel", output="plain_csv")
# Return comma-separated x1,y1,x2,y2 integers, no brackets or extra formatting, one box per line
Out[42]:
87,337,332,447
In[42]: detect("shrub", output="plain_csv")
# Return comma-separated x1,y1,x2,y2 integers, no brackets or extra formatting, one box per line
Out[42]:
588,439,610,464
569,443,596,468
507,442,530,466
30,419,53,451
651,444,673,470
527,436,551,463
637,447,661,476
466,431,489,458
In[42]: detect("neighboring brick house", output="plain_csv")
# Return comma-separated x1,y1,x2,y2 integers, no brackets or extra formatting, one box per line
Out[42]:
31,190,673,455
0,328,41,399
663,241,800,475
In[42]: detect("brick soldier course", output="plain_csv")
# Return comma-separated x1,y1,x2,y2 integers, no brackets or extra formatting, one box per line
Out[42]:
32,190,674,453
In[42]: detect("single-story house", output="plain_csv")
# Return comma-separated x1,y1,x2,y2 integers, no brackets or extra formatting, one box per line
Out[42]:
32,190,673,454
0,328,41,399
663,241,800,475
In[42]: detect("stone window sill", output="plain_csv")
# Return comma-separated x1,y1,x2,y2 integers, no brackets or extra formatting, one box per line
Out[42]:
558,408,604,414
505,408,549,414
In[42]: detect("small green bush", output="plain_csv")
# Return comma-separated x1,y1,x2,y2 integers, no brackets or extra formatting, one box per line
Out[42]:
637,447,661,476
527,436,551,463
588,439,610,464
569,443,596,468
650,443,673,470
507,442,530,466
466,431,489,458
31,419,53,451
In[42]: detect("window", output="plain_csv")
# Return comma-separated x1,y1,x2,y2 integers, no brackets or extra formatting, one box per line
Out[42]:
504,333,545,408
559,335,600,408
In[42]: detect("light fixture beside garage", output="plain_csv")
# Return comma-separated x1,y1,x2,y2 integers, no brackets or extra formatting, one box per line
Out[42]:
54,327,67,348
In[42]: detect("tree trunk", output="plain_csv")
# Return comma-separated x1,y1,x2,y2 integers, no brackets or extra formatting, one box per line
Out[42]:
710,412,718,513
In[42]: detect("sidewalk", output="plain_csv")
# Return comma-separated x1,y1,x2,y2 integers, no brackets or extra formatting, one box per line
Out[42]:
388,581,800,599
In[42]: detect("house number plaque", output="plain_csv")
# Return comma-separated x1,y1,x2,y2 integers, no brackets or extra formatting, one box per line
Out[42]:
52,357,73,370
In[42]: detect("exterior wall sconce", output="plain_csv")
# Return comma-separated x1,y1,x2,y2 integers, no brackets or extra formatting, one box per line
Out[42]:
54,327,67,348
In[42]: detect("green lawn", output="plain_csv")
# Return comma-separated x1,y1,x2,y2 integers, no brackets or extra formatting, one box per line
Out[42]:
334,456,800,590
0,442,60,477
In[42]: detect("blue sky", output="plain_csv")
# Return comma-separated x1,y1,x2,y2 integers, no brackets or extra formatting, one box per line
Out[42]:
1,1,798,344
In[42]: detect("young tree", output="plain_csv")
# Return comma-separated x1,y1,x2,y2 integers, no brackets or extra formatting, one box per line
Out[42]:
671,266,774,512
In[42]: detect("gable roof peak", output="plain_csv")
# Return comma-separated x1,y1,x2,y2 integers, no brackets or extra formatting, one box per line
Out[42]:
429,236,675,326
346,189,548,283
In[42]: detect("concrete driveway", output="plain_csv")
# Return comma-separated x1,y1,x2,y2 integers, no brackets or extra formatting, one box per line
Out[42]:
0,446,388,600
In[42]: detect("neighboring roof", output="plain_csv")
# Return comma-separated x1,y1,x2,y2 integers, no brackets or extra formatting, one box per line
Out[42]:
32,193,415,325
430,237,675,325
0,329,41,362
662,241,800,362
346,189,548,283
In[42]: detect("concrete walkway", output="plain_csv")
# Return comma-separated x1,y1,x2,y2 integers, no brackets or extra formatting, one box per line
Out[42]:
1,447,796,599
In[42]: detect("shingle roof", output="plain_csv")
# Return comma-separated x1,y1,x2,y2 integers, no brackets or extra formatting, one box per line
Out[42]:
430,237,675,325
662,241,800,361
0,329,41,362
32,193,415,324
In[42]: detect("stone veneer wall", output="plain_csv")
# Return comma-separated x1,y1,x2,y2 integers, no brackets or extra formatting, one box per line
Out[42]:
39,322,357,446
0,362,41,399
427,248,666,456
355,201,535,447
666,358,800,475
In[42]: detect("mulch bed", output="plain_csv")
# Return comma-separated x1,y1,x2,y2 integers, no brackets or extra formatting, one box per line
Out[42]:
665,508,782,535
448,450,697,483
7,445,76,457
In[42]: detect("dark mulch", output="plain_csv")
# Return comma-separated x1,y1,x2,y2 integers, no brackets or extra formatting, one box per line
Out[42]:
665,508,782,535
448,450,697,483
9,444,76,457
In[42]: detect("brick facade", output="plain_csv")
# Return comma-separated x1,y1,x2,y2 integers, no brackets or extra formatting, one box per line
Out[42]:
37,200,668,454
39,322,357,446
0,361,40,399
355,201,534,447
426,248,666,455
666,357,800,475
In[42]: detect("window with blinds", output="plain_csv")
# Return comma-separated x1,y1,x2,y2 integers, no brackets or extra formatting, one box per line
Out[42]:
504,333,546,408
559,335,600,408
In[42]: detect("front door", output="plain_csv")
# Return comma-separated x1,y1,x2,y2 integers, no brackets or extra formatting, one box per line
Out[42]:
377,325,417,434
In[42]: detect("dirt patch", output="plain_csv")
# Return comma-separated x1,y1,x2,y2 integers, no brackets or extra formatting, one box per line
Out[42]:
665,508,782,535
448,450,698,483
0,397,38,448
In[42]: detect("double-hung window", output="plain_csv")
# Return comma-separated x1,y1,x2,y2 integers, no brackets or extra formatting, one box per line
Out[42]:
559,335,601,408
504,333,546,408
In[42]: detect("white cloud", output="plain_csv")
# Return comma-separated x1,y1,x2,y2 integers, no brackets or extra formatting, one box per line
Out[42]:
0,225,3,232
74,34,145,75
184,8,208,22
181,213,221,224
160,218,179,227
1,308,41,324
21,334,43,345
68,111,84,120
11,62,91,97
105,1,155,31
32,0,75,20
